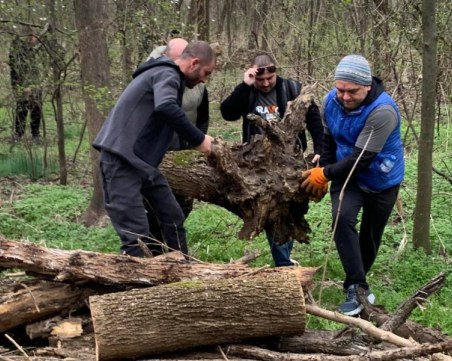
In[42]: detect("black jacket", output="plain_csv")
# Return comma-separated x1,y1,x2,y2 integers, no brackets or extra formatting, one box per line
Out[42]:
220,76,323,154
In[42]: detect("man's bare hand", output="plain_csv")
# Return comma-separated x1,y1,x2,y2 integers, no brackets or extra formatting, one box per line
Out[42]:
195,135,214,155
243,67,258,86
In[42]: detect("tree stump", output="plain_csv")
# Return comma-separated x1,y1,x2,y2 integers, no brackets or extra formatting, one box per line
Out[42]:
90,271,306,360
160,86,317,244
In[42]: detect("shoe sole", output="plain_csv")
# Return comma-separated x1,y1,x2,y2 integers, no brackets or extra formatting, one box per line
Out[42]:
342,304,363,316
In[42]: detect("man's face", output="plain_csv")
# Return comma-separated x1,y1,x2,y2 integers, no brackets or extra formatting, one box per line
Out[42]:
254,67,277,93
184,59,215,88
335,80,370,110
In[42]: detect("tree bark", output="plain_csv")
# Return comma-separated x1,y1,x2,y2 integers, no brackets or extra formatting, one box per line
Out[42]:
73,0,112,226
228,341,452,361
0,237,317,288
90,272,306,360
0,279,91,333
413,0,437,252
162,86,316,245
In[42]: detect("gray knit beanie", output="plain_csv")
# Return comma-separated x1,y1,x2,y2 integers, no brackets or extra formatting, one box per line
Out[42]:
334,55,372,85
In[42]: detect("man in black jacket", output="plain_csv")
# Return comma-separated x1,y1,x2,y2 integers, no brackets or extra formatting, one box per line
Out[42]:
9,29,45,142
220,53,323,266
93,41,216,257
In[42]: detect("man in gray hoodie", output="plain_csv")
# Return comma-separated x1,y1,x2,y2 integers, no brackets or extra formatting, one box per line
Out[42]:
93,41,216,257
144,38,210,255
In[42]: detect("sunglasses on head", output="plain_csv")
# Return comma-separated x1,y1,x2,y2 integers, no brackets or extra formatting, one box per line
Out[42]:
256,65,276,75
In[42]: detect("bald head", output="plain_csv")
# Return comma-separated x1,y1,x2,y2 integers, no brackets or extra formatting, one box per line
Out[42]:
163,38,188,60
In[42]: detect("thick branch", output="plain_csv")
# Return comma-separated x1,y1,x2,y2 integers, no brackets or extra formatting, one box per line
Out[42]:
227,340,452,361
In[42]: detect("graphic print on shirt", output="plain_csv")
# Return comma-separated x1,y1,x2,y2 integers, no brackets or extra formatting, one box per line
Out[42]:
254,89,281,122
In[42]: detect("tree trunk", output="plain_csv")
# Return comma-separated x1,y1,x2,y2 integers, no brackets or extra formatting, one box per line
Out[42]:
47,0,67,185
73,0,112,226
412,0,437,253
0,237,317,288
90,272,306,360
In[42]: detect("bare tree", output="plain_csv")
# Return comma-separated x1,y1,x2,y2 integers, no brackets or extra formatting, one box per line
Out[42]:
47,0,67,185
73,0,112,226
189,0,210,41
413,0,437,253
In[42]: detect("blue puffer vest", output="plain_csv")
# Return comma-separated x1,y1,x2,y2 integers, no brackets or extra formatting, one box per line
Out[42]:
324,89,404,192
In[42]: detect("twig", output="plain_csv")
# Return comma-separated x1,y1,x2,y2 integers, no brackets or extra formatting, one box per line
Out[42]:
19,283,40,313
4,334,29,359
231,250,261,264
306,303,415,348
318,127,375,303
217,345,230,361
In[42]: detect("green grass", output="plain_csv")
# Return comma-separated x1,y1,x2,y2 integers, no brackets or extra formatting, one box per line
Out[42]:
0,146,59,180
0,183,117,253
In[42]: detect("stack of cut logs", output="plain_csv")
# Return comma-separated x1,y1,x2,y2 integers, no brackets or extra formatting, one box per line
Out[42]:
1,237,451,361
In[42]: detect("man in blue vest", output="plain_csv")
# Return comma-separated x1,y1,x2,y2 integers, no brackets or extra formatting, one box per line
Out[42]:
300,55,404,315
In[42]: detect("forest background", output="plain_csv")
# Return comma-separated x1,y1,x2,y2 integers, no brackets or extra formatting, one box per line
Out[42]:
0,0,451,336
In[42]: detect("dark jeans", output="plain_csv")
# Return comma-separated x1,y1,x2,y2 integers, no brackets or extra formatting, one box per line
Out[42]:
330,180,399,290
266,233,295,267
145,194,193,256
14,90,42,137
99,151,187,257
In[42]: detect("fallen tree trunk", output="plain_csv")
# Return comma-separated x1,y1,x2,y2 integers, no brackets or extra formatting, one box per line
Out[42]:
90,272,306,361
0,238,317,288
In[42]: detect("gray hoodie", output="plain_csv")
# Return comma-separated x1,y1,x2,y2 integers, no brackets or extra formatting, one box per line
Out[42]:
93,57,205,171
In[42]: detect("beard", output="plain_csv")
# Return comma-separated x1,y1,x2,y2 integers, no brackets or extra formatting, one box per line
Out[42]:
184,67,202,89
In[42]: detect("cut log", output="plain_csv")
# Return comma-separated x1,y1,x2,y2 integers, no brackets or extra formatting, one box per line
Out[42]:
90,271,306,360
0,279,91,333
0,238,317,288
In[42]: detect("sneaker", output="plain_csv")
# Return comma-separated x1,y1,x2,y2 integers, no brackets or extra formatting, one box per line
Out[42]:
339,284,375,316
289,258,299,266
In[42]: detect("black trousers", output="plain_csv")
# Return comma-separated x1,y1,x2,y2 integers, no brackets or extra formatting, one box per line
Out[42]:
145,194,193,256
14,90,42,137
99,151,187,257
330,180,399,290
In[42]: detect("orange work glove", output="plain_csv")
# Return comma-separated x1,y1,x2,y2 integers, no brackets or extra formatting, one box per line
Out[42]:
300,167,329,199
309,182,329,202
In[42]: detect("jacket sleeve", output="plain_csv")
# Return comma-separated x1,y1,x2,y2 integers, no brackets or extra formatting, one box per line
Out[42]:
305,102,323,155
319,132,337,167
320,119,378,181
154,101,205,147
196,87,209,134
323,147,378,181
220,82,252,121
